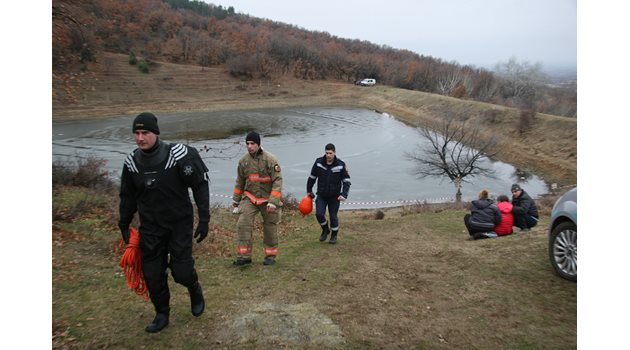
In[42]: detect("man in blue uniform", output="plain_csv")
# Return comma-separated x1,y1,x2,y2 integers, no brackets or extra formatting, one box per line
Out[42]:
119,112,210,333
306,143,351,244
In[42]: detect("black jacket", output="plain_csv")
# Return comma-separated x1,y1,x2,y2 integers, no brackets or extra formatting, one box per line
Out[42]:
511,190,539,218
306,155,351,198
119,140,210,229
469,198,501,230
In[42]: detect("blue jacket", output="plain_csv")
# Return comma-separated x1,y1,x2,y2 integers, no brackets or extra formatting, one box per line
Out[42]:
306,156,351,198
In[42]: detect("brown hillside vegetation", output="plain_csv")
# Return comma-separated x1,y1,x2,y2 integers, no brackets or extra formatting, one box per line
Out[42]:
52,0,576,117
53,52,576,187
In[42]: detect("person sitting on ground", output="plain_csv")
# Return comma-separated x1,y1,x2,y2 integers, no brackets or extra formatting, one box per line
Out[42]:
510,184,539,232
494,195,514,236
463,189,501,240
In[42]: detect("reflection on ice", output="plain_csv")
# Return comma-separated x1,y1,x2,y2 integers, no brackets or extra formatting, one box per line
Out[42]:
52,107,548,209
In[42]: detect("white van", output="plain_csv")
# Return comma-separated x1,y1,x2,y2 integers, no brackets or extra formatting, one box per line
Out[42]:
359,78,376,86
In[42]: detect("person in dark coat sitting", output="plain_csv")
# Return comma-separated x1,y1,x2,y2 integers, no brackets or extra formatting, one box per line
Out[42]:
510,184,539,231
464,189,501,240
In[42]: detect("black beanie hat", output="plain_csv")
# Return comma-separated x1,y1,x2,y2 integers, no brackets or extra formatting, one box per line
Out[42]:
511,183,522,192
246,131,261,145
133,112,160,135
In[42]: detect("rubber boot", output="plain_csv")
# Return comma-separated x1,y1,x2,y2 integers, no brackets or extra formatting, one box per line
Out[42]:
145,310,169,333
319,225,330,242
188,281,205,317
146,287,170,333
329,230,338,244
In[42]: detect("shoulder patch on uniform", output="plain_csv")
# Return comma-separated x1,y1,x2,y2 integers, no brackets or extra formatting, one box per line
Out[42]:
183,164,194,176
165,143,189,169
274,164,281,172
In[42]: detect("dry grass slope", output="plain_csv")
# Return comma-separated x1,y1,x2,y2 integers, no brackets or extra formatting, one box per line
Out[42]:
53,192,577,349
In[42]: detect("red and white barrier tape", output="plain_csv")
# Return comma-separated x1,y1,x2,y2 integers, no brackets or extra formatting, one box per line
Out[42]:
210,185,575,208
210,193,454,206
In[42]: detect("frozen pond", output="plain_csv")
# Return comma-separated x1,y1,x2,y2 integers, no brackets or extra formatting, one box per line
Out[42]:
52,107,547,209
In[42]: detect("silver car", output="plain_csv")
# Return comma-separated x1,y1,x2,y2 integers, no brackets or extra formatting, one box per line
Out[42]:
548,187,577,281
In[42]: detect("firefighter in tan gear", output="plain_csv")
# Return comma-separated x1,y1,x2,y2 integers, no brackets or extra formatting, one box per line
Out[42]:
232,132,283,266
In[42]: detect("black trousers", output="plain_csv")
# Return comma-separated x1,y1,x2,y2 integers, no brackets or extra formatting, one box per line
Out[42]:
140,217,198,313
513,213,539,229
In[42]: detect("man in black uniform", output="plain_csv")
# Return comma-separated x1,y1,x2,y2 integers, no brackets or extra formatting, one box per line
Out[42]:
306,143,351,244
119,112,210,333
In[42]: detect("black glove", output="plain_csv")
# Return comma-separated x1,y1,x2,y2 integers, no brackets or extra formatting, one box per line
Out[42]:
308,192,315,198
194,222,209,243
118,222,130,245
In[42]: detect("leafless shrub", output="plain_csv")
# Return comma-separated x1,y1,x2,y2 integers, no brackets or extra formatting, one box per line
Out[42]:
401,201,465,216
281,192,300,211
515,109,536,135
535,192,563,216
52,156,115,191
52,187,115,223
483,109,505,123
227,55,255,80
451,84,467,98
362,210,385,220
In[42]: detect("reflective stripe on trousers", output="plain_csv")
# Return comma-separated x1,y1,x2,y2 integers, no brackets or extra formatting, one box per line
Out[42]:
316,195,340,231
236,199,281,259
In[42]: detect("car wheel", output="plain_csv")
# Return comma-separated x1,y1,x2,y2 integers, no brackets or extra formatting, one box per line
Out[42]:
548,221,577,281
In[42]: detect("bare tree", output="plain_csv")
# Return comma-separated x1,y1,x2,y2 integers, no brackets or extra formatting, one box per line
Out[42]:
436,66,463,96
494,56,546,108
405,118,499,202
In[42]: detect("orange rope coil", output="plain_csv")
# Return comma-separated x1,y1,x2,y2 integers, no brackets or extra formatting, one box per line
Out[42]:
119,227,149,300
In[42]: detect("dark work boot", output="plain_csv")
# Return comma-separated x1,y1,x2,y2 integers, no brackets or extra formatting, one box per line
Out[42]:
145,311,169,333
147,288,170,333
188,281,205,317
329,231,338,244
319,225,330,242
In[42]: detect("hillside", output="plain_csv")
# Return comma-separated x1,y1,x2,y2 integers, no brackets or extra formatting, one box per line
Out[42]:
52,52,576,187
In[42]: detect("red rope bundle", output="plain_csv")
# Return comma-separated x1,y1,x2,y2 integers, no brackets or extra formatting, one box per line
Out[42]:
119,227,149,300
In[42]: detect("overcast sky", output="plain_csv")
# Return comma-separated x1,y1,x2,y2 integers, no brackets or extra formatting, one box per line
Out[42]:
213,0,577,70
